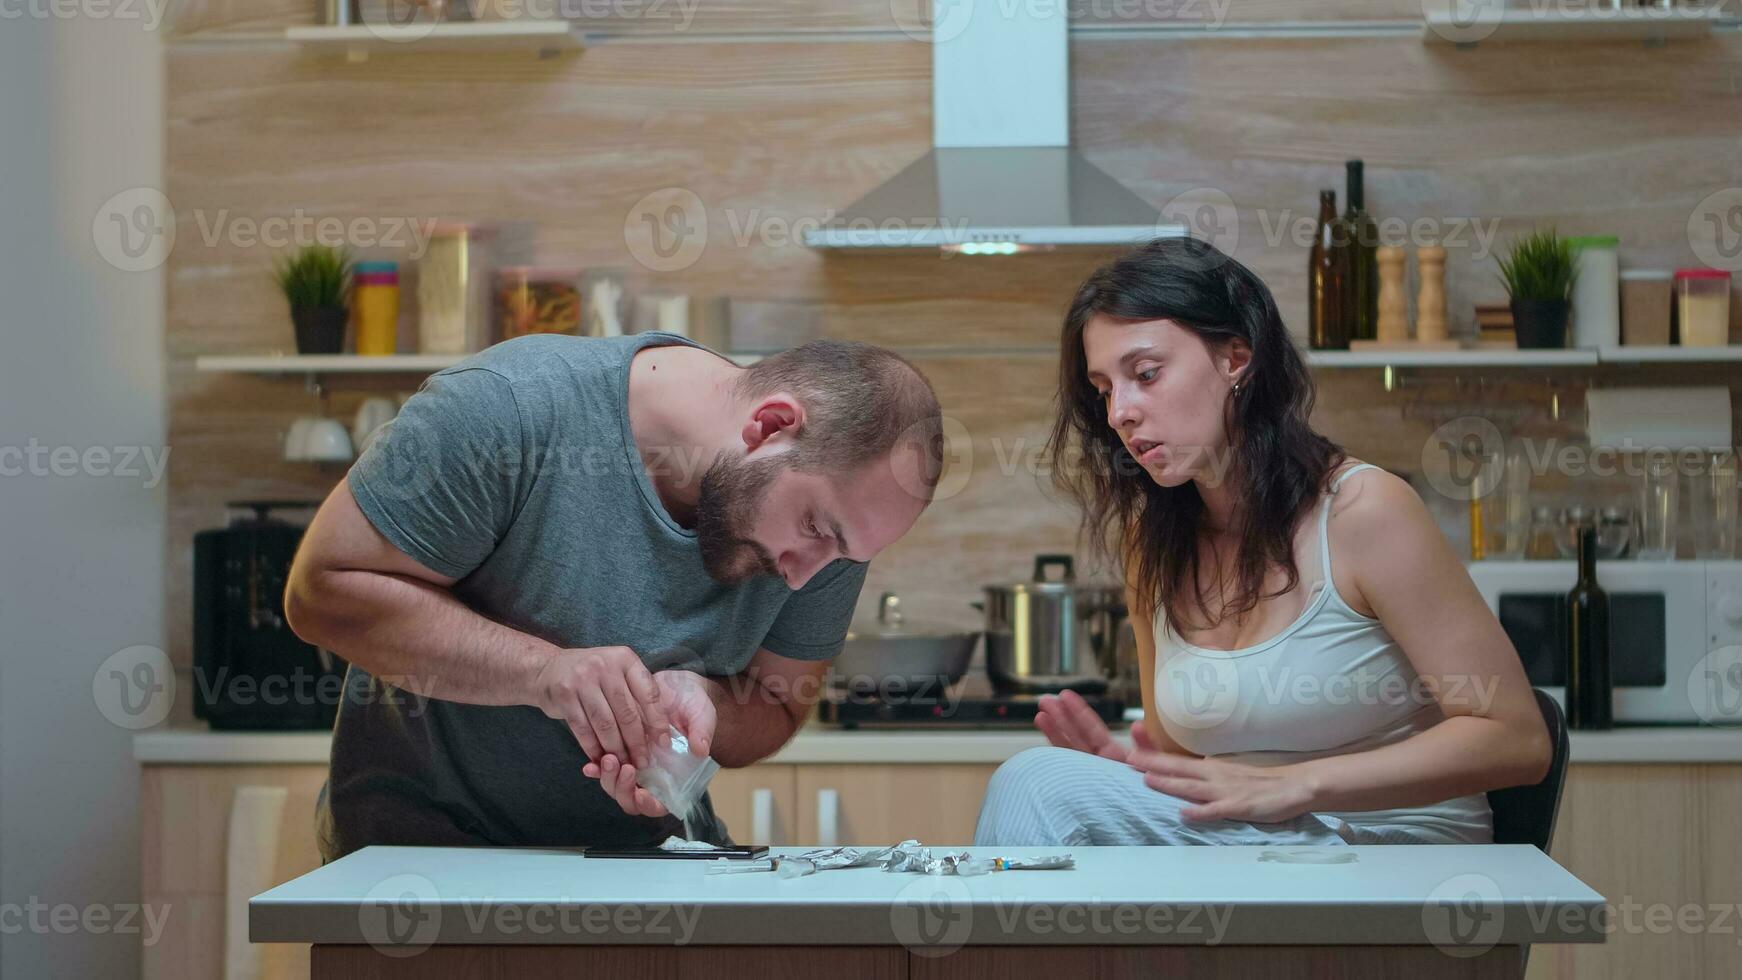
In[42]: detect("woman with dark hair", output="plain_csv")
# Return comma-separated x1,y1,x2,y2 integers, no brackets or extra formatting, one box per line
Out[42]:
974,238,1551,847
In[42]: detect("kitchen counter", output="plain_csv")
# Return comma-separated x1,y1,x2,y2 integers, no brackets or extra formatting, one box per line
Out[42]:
252,843,1603,978
139,723,1742,766
252,842,1602,946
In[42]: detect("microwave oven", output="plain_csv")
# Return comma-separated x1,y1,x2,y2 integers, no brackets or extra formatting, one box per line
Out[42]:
1466,560,1742,724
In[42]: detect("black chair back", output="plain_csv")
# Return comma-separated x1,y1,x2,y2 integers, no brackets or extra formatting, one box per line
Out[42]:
1487,689,1570,851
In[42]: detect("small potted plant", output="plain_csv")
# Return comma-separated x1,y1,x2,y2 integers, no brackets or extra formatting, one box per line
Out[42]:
1496,229,1578,349
275,245,352,355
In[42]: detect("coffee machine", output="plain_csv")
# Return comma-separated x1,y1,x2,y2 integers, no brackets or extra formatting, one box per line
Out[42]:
192,500,346,730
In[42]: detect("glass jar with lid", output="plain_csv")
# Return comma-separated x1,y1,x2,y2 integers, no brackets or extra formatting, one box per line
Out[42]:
1596,505,1634,560
1673,268,1732,347
1526,504,1562,560
1556,504,1597,560
417,223,494,354
495,267,583,342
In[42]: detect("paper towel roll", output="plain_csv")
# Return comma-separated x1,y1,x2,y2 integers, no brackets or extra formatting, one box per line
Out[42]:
1585,386,1732,452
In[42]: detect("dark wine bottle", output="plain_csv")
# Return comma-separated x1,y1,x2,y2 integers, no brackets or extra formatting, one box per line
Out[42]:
1308,189,1351,350
1566,524,1613,730
1343,160,1380,342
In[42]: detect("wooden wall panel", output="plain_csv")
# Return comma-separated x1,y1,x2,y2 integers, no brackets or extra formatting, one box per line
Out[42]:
1074,34,1742,333
163,27,1742,720
171,0,313,34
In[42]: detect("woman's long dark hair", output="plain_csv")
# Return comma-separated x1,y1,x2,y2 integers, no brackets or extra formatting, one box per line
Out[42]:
1047,237,1345,639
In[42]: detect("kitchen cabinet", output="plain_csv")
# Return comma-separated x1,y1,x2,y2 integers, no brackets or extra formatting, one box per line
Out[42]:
718,763,1005,849
140,763,328,980
707,764,797,846
282,21,584,61
1528,764,1742,980
794,764,1000,846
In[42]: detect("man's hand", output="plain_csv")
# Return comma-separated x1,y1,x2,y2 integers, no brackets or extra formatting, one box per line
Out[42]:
582,754,669,819
531,646,670,769
650,669,718,757
583,670,719,819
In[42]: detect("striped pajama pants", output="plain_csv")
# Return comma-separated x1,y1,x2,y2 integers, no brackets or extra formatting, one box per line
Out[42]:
973,746,1359,847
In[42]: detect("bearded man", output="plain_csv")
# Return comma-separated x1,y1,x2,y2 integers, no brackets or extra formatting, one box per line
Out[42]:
284,332,942,860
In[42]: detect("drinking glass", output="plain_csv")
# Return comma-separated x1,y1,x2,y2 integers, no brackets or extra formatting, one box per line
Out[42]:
1636,457,1679,560
1691,454,1738,560
1482,446,1533,560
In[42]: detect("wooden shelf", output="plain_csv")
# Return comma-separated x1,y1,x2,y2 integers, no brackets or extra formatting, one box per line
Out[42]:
285,21,583,61
196,345,1742,378
194,350,765,375
1306,348,1599,368
195,353,466,374
1422,5,1726,45
1310,346,1742,367
1597,344,1742,364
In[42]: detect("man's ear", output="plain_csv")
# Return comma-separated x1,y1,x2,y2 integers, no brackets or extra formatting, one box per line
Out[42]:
739,394,804,451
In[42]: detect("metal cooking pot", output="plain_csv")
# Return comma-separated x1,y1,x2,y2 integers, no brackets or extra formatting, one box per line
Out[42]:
977,554,1126,694
833,592,978,698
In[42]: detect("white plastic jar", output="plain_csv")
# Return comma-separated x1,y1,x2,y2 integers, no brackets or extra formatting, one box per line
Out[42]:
1568,235,1620,349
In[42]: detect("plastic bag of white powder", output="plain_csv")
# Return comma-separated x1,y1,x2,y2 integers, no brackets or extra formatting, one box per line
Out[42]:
633,725,719,821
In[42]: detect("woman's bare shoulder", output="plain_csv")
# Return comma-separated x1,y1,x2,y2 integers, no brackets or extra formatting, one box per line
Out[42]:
1325,461,1450,613
1330,459,1414,504
1325,459,1418,522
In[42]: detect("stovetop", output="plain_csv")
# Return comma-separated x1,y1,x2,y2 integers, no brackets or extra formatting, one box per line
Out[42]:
817,677,1124,730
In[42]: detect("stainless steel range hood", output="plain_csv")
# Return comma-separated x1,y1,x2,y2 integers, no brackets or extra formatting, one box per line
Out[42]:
803,2,1180,252
802,147,1168,251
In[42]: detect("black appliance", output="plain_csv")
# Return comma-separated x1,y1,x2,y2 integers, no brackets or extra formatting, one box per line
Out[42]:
193,500,345,730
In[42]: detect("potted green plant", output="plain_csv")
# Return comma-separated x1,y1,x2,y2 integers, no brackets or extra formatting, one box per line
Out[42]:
1496,229,1578,349
275,245,352,355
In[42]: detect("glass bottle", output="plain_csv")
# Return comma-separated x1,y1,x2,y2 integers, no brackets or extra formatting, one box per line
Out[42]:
1566,524,1613,730
1343,160,1380,343
1308,189,1350,350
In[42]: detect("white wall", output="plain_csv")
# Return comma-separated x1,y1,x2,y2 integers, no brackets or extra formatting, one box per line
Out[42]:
1,11,167,980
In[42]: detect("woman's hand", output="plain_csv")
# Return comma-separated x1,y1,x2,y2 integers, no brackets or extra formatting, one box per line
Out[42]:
1034,689,1157,764
1129,751,1318,824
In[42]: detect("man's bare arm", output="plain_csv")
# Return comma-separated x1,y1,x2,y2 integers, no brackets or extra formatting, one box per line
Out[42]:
287,481,540,703
284,480,670,767
703,646,830,768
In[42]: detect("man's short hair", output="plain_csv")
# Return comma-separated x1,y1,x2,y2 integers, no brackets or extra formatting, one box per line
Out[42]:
733,340,945,500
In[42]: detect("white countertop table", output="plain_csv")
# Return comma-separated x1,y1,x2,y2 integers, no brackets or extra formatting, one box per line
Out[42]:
251,842,1603,979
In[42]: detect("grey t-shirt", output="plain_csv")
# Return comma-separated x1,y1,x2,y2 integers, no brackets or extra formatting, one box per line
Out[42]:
314,332,868,861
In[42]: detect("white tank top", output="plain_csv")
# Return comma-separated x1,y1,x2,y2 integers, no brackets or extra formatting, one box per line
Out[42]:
1148,462,1493,843
1151,463,1444,765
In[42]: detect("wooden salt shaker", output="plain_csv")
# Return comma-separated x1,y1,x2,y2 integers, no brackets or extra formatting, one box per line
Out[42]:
1416,245,1448,343
1376,245,1409,342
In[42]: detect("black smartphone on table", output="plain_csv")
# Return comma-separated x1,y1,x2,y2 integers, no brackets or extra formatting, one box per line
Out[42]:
583,844,770,860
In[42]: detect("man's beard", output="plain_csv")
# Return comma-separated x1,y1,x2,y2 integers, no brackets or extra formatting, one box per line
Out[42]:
695,453,784,585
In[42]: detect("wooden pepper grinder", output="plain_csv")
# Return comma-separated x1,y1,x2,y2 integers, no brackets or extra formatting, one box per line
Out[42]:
1375,245,1410,343
1416,245,1449,343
